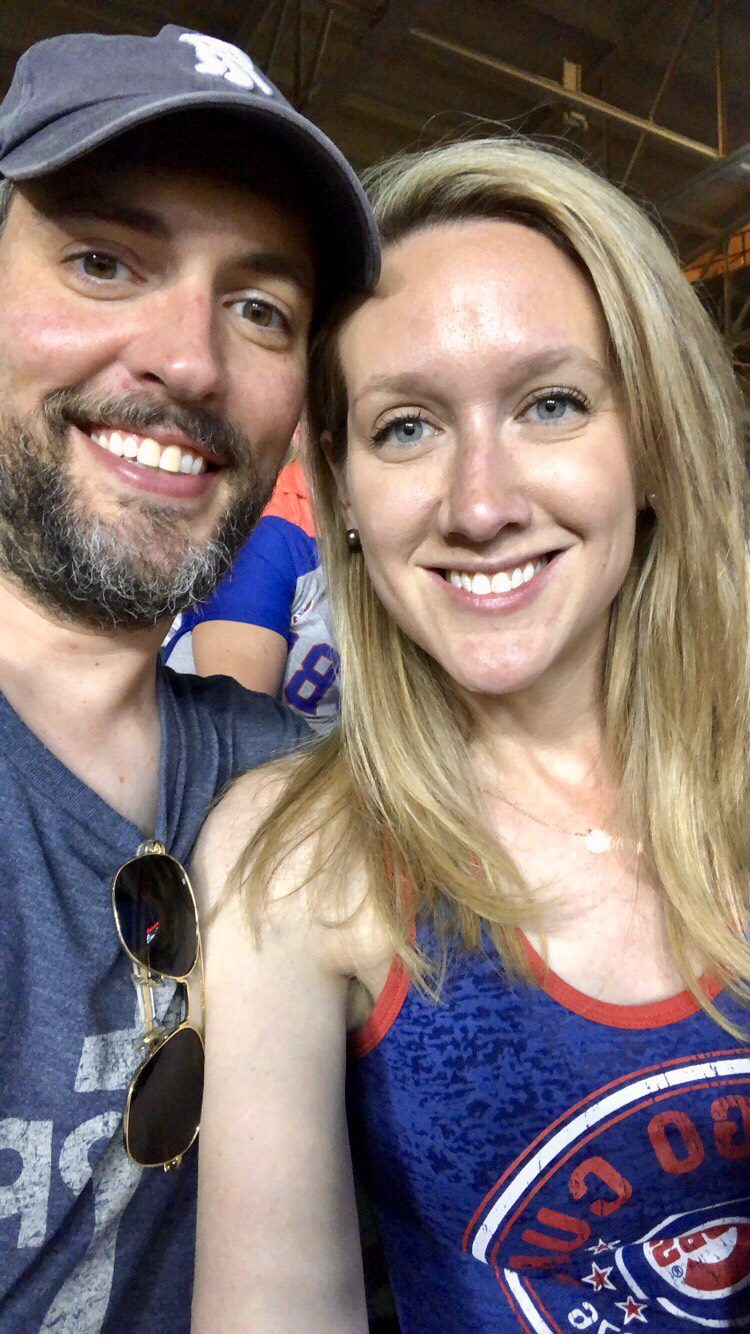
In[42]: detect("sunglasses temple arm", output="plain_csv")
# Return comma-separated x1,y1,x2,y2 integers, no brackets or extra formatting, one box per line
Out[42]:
186,936,205,1038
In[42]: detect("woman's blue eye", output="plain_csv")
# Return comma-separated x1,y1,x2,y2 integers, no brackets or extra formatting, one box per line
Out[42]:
393,418,426,444
530,392,586,423
374,415,431,446
536,395,568,421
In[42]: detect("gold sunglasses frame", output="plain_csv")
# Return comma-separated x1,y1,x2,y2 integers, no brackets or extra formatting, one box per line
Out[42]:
112,840,205,1172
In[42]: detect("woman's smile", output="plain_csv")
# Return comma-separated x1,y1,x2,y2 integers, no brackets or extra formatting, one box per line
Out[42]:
433,549,560,610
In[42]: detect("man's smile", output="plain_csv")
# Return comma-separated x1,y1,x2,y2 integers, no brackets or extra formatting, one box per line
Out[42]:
88,425,226,476
72,421,228,501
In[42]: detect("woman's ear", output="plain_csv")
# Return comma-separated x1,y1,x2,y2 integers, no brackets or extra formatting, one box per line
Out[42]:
320,431,355,529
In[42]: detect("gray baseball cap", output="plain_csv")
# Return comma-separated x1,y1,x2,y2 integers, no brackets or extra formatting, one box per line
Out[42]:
0,24,380,304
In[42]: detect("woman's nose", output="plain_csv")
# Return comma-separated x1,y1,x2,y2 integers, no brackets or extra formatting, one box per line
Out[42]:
437,432,533,543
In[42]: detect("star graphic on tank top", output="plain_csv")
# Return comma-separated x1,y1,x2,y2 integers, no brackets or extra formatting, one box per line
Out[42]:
588,1237,620,1254
582,1261,616,1291
616,1294,649,1324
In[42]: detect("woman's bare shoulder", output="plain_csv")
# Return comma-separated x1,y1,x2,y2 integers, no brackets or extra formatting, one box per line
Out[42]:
190,754,393,983
190,755,303,903
190,757,365,961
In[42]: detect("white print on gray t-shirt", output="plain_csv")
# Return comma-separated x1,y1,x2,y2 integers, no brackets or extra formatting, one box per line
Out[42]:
1,979,177,1332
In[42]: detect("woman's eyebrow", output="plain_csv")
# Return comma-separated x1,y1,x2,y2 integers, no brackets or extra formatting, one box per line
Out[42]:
351,371,436,409
510,347,608,378
351,348,609,408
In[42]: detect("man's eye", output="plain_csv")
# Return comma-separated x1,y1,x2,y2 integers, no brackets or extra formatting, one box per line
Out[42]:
232,297,288,332
76,251,131,281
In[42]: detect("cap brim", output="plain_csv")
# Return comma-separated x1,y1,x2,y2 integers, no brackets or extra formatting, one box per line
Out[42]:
0,89,379,297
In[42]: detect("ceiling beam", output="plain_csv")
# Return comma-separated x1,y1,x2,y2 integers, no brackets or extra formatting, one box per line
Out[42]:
410,27,720,161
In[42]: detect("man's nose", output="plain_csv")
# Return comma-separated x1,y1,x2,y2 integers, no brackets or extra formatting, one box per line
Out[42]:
437,426,533,544
123,282,225,404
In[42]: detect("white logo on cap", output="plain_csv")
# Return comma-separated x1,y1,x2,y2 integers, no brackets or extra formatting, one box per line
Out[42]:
179,33,274,95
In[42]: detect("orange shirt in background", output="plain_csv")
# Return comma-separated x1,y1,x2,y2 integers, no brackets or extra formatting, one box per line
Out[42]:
262,460,315,538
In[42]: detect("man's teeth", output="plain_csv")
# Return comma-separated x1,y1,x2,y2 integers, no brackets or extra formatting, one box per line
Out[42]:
89,429,206,475
447,558,548,595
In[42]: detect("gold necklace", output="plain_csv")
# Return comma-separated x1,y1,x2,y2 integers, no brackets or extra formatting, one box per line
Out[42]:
481,786,640,857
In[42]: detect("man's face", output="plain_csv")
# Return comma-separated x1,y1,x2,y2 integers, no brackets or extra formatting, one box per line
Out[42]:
0,147,315,628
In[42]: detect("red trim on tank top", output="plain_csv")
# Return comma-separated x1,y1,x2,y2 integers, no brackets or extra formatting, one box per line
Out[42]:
347,955,410,1057
348,840,413,1057
347,932,724,1054
521,933,722,1029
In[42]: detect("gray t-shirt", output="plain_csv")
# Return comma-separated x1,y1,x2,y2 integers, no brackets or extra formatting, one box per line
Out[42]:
0,665,306,1332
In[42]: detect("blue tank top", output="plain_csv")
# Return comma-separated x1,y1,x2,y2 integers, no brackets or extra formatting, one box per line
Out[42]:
347,928,750,1331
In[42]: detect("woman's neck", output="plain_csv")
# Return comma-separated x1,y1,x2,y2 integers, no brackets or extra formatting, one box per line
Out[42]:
470,644,609,783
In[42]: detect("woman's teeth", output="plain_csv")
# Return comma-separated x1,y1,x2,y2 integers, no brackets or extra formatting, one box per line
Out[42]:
446,557,548,595
89,428,206,475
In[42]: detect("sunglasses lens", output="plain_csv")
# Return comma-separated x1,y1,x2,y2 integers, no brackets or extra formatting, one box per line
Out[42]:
114,854,197,976
126,1026,204,1167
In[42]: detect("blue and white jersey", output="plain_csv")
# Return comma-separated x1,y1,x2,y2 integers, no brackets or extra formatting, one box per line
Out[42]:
164,514,340,733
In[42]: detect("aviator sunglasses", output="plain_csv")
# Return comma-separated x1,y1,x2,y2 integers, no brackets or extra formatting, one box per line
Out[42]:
112,841,204,1171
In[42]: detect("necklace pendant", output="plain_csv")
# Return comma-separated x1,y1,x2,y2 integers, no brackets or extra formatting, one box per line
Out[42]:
584,828,612,855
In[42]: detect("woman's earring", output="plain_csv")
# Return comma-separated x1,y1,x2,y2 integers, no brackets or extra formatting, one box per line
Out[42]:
345,528,361,552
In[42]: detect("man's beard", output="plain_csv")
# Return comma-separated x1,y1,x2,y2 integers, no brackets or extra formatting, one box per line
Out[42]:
0,387,275,630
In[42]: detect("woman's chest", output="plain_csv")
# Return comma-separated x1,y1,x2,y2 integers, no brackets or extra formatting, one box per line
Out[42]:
514,835,685,1003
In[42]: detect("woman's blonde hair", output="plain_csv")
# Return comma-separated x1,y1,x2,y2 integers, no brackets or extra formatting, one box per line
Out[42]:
233,136,750,1029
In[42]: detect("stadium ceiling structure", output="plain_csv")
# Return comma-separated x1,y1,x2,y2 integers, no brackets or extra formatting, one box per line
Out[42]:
1,0,748,394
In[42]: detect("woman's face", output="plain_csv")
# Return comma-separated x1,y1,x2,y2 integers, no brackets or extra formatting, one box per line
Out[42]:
333,219,638,702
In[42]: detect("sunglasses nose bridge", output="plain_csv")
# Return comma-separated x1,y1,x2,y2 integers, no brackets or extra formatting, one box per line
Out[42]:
132,963,177,1049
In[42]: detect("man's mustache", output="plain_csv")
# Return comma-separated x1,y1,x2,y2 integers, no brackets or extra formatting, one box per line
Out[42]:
42,387,252,466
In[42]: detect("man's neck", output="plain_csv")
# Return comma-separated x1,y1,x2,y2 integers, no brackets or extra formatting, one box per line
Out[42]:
0,573,169,833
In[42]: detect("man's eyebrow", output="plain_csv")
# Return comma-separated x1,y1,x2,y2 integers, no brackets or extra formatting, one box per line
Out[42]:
42,192,171,240
42,192,314,292
235,251,315,294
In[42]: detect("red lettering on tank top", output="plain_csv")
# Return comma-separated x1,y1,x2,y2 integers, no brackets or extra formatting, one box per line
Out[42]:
651,1236,681,1266
712,1094,750,1159
510,1207,592,1268
568,1155,633,1217
652,1225,727,1267
648,1110,705,1174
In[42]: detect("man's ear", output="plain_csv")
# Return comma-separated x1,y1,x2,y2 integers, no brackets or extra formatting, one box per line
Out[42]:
320,431,355,529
